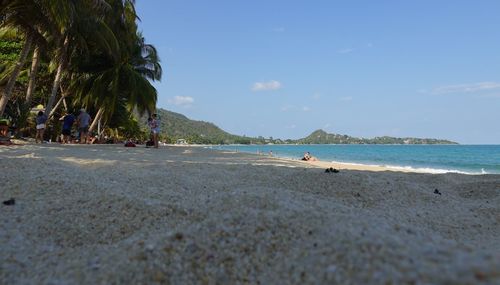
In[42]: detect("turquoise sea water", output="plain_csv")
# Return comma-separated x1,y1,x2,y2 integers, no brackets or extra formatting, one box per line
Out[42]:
211,144,500,174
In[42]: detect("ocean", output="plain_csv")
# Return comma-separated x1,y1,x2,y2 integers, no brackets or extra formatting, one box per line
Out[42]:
210,144,500,174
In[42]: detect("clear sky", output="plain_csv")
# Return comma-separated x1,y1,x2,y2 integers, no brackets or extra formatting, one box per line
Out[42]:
135,0,500,144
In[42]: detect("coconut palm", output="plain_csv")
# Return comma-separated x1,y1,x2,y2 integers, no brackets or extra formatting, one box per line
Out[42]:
71,0,162,133
44,0,117,117
1,0,162,141
0,0,88,116
72,33,162,133
0,0,50,116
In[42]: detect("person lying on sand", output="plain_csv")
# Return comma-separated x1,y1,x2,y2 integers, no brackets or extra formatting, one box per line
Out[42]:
301,152,318,161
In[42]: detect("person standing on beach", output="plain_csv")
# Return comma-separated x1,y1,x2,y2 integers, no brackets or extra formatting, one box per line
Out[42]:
59,112,76,144
35,111,48,143
149,113,160,148
76,109,92,144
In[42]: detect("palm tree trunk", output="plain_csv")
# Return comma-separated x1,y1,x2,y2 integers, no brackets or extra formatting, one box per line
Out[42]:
60,85,68,111
45,36,69,117
62,97,68,111
24,46,41,108
0,32,33,116
14,46,42,137
47,85,71,120
88,107,104,134
48,95,65,119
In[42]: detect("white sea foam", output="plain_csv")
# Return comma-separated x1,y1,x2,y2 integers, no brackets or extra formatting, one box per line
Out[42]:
384,165,473,175
329,160,484,175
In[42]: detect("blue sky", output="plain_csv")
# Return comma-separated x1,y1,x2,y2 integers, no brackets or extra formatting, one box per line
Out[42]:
136,0,500,144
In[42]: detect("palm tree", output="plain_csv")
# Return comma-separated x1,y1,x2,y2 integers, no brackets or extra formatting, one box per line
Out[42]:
1,0,163,142
73,33,162,134
71,0,162,133
0,0,48,116
44,0,117,117
0,0,80,117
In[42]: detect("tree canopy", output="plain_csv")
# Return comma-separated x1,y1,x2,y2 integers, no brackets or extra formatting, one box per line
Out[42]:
0,0,162,140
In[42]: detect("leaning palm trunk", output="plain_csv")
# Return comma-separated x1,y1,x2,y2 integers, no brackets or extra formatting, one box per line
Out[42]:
14,46,42,137
45,36,69,117
24,46,41,108
88,107,104,134
48,86,70,119
0,32,33,116
48,94,65,119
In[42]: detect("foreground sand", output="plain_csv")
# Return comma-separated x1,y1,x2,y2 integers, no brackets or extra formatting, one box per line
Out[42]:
1,144,499,284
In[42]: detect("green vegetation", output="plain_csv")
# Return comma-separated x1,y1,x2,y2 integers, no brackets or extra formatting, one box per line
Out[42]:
0,39,22,64
154,109,458,145
296,129,458,145
154,109,249,144
0,0,161,140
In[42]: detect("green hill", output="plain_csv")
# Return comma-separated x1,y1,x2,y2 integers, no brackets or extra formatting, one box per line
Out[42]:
155,109,251,144
297,129,457,145
153,109,458,145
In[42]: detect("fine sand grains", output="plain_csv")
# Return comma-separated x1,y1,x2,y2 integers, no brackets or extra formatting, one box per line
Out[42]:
1,144,499,284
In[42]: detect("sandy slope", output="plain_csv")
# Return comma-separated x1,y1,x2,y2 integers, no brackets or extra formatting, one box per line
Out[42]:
1,144,499,284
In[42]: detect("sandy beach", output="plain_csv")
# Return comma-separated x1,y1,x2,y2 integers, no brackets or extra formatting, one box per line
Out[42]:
1,144,499,284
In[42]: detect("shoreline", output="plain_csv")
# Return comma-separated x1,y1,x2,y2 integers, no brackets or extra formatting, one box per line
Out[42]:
285,157,486,174
206,143,500,175
205,147,488,175
222,151,438,173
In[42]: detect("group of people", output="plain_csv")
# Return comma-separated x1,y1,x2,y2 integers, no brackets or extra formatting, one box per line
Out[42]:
60,109,92,144
35,109,161,146
34,108,92,144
